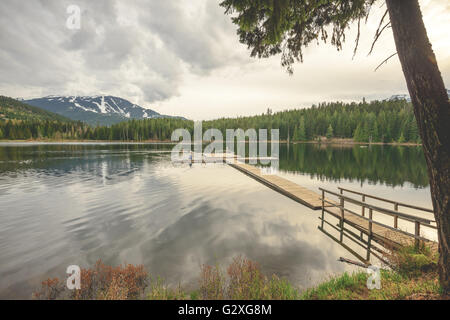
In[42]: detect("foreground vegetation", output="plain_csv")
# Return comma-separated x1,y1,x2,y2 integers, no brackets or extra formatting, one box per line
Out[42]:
2,96,420,144
33,256,299,300
33,245,445,300
303,244,442,300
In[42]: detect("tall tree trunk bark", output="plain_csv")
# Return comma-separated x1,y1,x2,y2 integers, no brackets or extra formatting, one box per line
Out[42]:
385,0,450,294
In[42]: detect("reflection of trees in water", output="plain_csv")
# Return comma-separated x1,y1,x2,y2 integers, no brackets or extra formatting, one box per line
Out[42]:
318,210,388,267
280,144,429,188
0,144,173,179
0,143,429,188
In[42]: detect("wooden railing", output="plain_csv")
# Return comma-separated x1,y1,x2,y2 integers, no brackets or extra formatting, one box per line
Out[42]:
338,187,434,212
338,187,434,233
319,188,436,249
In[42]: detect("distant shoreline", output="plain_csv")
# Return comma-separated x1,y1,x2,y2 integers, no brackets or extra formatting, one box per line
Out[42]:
0,139,177,145
0,138,422,147
289,138,422,147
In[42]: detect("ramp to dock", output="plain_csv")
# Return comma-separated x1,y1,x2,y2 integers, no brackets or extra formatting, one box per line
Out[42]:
323,206,418,247
320,187,437,250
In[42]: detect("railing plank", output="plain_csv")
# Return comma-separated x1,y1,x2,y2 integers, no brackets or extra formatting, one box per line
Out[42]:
319,188,437,267
321,197,435,241
319,188,435,225
338,187,434,213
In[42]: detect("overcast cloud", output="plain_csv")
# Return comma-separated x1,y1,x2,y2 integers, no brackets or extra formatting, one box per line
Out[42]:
0,0,449,120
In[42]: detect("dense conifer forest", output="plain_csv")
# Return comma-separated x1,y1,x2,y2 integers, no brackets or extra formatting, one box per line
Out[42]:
0,97,420,143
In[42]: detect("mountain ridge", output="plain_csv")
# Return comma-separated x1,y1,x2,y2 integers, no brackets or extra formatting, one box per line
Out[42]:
24,95,185,126
0,96,72,122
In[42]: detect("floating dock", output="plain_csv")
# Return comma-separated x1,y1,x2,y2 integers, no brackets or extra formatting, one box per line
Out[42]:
229,162,334,210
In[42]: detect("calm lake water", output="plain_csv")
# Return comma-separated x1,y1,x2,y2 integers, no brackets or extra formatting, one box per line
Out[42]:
0,143,434,299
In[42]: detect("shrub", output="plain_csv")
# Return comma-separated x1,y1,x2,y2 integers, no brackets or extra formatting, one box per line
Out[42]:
385,243,438,276
32,278,65,300
199,256,300,300
227,256,264,299
33,260,148,300
147,277,186,300
199,263,226,300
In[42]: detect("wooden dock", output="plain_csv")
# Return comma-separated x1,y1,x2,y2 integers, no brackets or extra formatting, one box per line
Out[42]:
226,161,437,264
322,205,423,247
229,162,334,210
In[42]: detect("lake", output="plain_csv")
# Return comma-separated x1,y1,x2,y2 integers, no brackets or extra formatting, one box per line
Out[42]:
0,142,434,299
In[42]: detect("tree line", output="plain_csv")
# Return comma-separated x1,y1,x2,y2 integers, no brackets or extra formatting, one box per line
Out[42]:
204,99,420,143
0,99,420,143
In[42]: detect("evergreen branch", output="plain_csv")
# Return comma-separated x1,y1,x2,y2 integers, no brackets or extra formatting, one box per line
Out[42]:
352,17,361,60
368,9,389,56
374,52,398,72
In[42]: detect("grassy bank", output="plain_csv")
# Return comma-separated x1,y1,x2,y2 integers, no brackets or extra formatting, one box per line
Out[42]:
33,246,445,300
302,244,443,300
301,269,441,300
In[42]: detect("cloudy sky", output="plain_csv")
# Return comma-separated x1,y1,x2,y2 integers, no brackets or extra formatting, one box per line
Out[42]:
0,0,449,120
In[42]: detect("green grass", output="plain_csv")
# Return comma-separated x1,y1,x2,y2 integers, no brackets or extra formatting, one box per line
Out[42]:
301,272,368,300
301,244,442,300
390,243,438,276
300,269,441,300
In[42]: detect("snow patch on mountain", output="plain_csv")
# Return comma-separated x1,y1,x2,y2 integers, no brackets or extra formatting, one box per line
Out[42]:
386,89,450,103
24,95,186,126
74,102,97,113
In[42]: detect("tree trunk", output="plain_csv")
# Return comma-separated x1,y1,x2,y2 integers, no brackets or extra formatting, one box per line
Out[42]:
385,0,450,294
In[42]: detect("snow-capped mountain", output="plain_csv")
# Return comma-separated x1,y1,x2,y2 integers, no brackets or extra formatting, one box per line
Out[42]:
387,94,412,103
387,89,450,103
24,95,183,125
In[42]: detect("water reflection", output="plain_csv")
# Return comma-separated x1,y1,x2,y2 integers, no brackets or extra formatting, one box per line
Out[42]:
318,208,389,267
279,144,428,188
0,143,431,299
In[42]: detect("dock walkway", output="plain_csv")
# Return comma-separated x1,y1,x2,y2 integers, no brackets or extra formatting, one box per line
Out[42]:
319,187,438,259
229,162,334,210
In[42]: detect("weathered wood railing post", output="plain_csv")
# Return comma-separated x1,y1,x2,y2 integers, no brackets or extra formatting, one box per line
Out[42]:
367,208,373,261
415,221,421,248
361,195,366,217
340,195,345,242
361,195,366,239
321,189,325,229
394,203,399,229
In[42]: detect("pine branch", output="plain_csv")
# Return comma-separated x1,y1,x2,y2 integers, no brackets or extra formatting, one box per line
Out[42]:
374,52,398,72
352,17,361,60
368,9,389,56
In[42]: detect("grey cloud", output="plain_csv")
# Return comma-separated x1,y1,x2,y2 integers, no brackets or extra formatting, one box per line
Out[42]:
0,0,245,103
138,0,242,74
1,0,447,115
0,1,73,89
